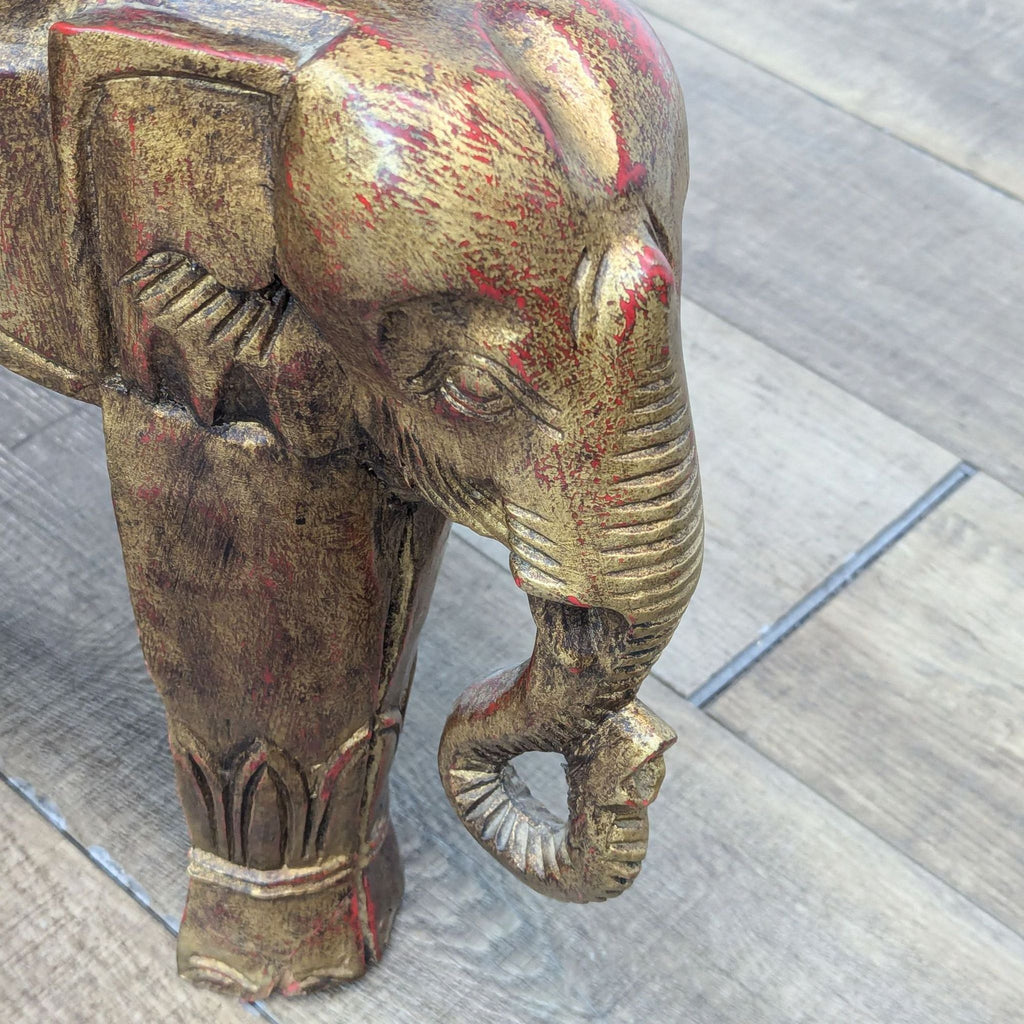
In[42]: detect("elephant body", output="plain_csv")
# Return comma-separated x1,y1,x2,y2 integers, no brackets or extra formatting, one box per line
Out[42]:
0,0,702,999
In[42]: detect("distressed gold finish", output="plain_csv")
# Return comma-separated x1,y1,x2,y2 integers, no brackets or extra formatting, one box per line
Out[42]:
0,0,702,998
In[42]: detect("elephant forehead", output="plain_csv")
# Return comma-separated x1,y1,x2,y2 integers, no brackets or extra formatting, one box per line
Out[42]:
275,0,685,312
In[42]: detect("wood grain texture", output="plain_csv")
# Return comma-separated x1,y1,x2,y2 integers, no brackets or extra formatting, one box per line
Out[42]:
645,14,1024,495
2,387,1024,1021
713,471,1024,938
639,0,1024,199
458,298,958,695
0,783,252,1024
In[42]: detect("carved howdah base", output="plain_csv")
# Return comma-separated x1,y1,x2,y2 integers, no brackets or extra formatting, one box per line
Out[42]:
178,822,403,1000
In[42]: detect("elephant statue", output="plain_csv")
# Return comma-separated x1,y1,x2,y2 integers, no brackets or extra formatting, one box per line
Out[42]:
0,0,702,999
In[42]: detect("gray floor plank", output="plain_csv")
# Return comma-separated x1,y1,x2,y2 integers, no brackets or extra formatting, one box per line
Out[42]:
0,366,83,450
713,471,1024,938
640,0,1024,199
0,783,253,1024
647,14,1024,495
1,392,1023,1022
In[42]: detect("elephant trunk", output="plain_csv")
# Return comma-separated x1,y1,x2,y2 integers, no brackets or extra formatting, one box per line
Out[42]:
438,375,703,901
438,656,676,902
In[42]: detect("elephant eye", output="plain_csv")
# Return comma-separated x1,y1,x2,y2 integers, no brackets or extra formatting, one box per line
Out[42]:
409,353,518,422
439,363,514,420
408,351,563,436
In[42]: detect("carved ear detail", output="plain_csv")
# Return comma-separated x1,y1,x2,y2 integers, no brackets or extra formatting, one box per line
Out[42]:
123,252,290,363
119,252,290,425
116,250,351,456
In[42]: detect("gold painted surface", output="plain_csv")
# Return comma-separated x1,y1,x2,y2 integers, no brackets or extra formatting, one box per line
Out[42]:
0,0,701,997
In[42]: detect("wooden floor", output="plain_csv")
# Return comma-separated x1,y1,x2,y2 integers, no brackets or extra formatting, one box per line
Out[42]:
2,4,1023,1022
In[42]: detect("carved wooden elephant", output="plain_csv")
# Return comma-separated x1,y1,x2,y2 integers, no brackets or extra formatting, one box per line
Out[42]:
0,0,703,998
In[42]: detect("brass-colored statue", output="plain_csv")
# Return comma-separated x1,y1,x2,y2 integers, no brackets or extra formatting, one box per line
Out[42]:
0,0,702,998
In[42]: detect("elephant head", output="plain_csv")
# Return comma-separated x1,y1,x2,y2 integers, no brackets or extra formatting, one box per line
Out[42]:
51,0,701,902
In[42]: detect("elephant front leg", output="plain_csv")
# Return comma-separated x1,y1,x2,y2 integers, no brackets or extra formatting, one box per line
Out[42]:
100,388,435,999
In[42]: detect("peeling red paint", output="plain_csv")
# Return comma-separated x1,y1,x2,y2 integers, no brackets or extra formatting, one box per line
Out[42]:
576,0,673,98
614,133,647,193
474,64,564,164
51,20,290,68
362,874,383,960
334,8,397,50
319,729,370,800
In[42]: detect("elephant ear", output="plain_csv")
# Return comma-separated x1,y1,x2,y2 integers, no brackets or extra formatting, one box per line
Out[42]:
46,5,352,450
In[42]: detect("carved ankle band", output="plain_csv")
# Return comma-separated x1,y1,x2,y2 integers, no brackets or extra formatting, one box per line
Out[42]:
187,817,391,900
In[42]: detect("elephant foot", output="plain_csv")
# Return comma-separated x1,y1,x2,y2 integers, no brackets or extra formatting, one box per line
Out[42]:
177,821,403,1000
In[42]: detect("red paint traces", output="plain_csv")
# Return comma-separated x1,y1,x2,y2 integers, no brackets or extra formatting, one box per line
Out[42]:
546,9,602,84
507,343,537,387
246,563,278,592
134,596,161,627
267,549,297,586
362,29,392,50
347,889,364,954
196,501,232,527
137,423,180,446
280,0,333,11
355,192,373,211
334,8,397,50
135,483,161,503
459,111,502,153
51,21,290,68
276,351,314,388
615,138,647,194
319,730,370,800
566,595,590,608
474,65,564,164
616,286,640,346
362,875,383,960
609,110,648,195
465,265,527,314
613,242,675,344
368,117,437,150
576,0,673,98
638,244,674,292
532,453,554,486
